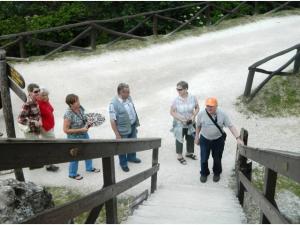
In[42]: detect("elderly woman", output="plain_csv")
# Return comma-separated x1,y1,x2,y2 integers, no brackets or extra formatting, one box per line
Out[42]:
63,94,100,180
170,81,199,165
37,87,59,172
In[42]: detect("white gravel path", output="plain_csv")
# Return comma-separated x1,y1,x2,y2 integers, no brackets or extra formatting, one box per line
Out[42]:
1,15,300,223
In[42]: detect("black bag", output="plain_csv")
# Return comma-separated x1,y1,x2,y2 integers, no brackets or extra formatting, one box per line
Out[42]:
205,109,227,142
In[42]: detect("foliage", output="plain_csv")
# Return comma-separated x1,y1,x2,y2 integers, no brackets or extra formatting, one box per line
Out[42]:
237,74,300,117
0,1,299,56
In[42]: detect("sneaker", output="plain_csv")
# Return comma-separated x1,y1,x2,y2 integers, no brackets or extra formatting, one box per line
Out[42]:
46,165,59,172
200,175,207,183
213,174,220,182
121,166,130,172
128,158,141,163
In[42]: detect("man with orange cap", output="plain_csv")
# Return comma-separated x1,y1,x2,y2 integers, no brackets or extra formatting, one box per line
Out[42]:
195,97,243,183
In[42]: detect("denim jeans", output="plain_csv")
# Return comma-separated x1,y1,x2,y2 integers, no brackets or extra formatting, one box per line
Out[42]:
199,135,225,176
119,125,138,167
68,133,93,177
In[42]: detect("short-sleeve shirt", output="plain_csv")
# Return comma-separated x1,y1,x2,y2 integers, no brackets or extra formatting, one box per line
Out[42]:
64,106,86,129
196,108,233,140
108,97,137,125
171,94,197,121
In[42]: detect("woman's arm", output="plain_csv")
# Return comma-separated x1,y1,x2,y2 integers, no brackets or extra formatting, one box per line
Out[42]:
170,106,186,122
63,118,88,134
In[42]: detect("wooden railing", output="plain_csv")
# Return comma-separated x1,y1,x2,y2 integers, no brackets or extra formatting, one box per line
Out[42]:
243,43,300,101
0,137,161,224
235,128,300,224
0,1,295,59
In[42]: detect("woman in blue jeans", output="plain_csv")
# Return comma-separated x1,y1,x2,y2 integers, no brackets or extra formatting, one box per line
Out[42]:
63,94,100,180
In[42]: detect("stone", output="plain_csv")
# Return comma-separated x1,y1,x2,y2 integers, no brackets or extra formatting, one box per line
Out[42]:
0,178,54,223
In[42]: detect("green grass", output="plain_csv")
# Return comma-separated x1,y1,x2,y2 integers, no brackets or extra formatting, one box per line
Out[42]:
236,74,300,117
45,186,133,223
9,8,300,63
251,166,300,197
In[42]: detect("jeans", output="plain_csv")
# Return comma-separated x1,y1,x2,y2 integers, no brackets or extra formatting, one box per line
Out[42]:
175,128,195,155
68,133,93,177
199,135,225,176
119,125,138,167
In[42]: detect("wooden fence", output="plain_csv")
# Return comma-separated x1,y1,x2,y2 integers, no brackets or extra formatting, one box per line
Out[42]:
235,128,300,224
243,43,300,101
0,137,161,224
0,1,295,59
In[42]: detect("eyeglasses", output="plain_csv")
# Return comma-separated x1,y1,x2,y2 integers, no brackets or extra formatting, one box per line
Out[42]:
33,89,40,94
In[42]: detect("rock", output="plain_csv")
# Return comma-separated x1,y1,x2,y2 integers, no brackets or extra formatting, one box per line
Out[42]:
0,178,54,223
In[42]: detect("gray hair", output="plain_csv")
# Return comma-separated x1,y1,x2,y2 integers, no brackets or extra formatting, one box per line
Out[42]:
177,81,188,90
39,87,49,95
117,83,129,94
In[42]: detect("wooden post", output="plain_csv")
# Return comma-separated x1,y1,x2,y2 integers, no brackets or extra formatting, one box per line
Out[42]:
102,156,118,224
205,2,211,25
19,36,27,58
90,24,97,51
293,48,300,74
260,168,278,224
151,148,159,193
237,128,250,206
152,14,158,36
0,50,25,181
254,1,259,15
244,69,255,97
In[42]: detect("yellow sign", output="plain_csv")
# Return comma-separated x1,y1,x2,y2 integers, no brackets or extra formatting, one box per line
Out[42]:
7,64,25,89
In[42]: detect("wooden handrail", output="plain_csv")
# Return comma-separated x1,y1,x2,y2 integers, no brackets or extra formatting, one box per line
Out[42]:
236,128,299,224
0,138,161,171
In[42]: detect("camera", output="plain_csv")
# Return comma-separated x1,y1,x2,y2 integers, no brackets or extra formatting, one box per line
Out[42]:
186,119,193,125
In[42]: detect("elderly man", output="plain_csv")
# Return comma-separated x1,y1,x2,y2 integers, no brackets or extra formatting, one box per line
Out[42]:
109,83,141,172
195,97,243,183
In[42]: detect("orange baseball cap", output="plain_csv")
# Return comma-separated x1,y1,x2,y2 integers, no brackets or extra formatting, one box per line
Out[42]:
205,97,218,107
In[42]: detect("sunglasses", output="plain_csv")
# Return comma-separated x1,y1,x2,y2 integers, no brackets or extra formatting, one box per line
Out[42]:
176,88,183,91
33,89,40,94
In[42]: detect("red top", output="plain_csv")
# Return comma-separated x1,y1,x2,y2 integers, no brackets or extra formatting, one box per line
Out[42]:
37,100,55,131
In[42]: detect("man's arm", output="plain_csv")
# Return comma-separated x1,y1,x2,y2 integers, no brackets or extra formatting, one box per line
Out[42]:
110,120,121,139
228,126,244,145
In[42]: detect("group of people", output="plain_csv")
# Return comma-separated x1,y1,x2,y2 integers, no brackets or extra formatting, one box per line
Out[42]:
15,80,243,183
170,81,243,183
16,82,141,180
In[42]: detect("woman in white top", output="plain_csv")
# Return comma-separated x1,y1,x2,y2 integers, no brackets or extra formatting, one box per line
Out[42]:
170,81,199,165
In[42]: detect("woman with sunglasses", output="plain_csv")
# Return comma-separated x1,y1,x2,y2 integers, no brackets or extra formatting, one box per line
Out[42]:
170,81,199,165
63,94,100,180
18,83,42,139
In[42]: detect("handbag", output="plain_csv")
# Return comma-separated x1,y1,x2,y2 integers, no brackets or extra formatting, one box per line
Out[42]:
205,109,227,142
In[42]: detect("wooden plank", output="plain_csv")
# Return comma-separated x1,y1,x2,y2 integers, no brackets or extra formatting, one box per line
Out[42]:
243,69,255,97
1,37,22,49
28,37,91,52
7,63,25,89
214,2,247,25
90,26,97,50
106,16,151,47
93,23,146,41
239,172,288,224
238,145,300,183
250,43,300,69
253,68,291,76
6,57,29,62
102,157,118,224
152,14,158,36
264,1,290,15
155,14,196,29
293,48,300,74
167,5,209,36
44,26,92,59
151,148,159,193
0,2,205,41
18,36,26,58
85,204,104,224
22,165,159,223
8,77,27,102
260,168,278,223
0,50,25,181
0,138,161,171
